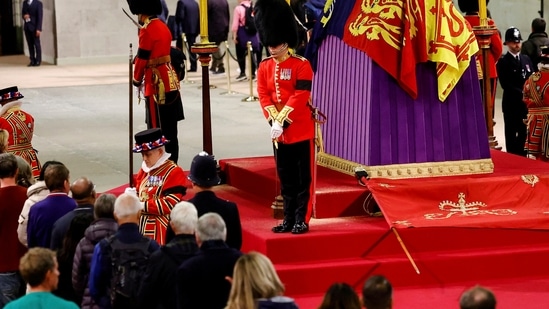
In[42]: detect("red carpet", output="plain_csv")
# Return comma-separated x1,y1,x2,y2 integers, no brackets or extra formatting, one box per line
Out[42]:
107,151,549,308
218,151,549,308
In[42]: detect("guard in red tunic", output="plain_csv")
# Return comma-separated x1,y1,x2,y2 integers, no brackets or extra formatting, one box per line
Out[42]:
458,0,503,117
255,0,315,234
133,128,187,245
128,0,185,164
0,86,41,178
523,47,549,161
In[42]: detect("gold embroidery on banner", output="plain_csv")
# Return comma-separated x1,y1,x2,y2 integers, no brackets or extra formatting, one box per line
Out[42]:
393,220,412,227
521,175,539,187
320,0,336,27
347,0,422,51
424,193,516,220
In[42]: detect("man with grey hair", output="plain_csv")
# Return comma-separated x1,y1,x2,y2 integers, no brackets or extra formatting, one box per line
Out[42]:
89,193,159,308
139,201,199,309
176,212,242,309
459,285,496,309
72,193,118,308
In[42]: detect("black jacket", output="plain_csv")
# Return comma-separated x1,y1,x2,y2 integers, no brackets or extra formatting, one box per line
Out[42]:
175,0,199,36
189,190,242,250
22,0,42,32
207,0,230,43
496,52,534,116
139,234,198,309
176,240,242,309
522,32,549,68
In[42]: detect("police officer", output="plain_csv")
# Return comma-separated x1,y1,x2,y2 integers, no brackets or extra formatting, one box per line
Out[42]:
496,27,534,156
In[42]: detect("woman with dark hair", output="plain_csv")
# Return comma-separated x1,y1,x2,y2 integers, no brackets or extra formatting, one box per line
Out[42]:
318,282,362,309
17,160,64,247
54,212,94,303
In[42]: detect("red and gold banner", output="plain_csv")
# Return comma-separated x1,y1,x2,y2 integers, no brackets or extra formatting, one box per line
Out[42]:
343,0,427,99
342,0,477,101
368,173,549,230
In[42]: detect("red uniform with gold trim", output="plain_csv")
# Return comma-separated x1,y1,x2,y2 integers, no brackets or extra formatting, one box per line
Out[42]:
133,17,180,102
133,16,185,164
0,101,40,178
257,54,315,143
135,160,187,245
257,53,315,225
463,14,503,79
523,69,549,161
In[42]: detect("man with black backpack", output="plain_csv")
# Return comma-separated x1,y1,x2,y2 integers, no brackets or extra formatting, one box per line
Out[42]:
89,193,160,309
231,0,260,81
138,201,199,309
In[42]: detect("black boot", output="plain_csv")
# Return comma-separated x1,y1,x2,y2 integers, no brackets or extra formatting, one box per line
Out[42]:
291,222,309,234
272,220,294,233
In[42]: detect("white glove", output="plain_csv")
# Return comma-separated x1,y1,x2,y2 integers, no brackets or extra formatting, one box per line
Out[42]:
124,187,138,197
271,122,283,139
135,84,144,98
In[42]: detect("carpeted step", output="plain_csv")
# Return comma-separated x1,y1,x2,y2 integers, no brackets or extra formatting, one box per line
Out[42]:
275,244,549,297
220,156,371,218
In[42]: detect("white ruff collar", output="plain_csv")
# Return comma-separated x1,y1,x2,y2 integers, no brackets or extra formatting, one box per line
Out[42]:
539,63,549,71
0,101,22,116
141,151,171,173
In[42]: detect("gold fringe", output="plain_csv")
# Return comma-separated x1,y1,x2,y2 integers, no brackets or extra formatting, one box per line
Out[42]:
316,152,494,179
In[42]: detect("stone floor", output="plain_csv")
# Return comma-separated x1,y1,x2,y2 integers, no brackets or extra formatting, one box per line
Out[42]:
0,54,506,192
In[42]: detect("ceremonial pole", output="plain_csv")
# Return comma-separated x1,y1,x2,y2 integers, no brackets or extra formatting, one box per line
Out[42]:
128,43,135,187
473,0,500,149
192,0,218,155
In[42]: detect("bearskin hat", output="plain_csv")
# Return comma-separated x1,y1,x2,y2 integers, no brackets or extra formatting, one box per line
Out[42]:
254,0,299,49
457,0,490,14
127,0,162,16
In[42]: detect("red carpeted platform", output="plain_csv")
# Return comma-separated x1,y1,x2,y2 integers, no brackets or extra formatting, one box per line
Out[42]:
107,151,549,308
216,150,549,308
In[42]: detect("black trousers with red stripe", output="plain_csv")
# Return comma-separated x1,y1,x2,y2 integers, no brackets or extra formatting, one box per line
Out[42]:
274,139,314,224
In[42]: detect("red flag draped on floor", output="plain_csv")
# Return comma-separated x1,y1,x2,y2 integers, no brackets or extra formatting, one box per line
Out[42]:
367,151,549,230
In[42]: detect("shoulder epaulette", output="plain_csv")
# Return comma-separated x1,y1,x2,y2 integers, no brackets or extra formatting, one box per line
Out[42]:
291,54,308,62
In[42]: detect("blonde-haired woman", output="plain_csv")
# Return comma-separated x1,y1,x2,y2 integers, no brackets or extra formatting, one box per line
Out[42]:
225,251,299,309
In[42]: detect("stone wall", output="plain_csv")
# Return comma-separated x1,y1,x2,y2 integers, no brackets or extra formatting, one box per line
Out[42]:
26,0,549,65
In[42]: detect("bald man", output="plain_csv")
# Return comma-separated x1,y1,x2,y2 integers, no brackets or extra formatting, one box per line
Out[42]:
50,177,96,250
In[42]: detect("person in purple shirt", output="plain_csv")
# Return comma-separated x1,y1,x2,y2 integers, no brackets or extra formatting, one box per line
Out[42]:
27,163,76,248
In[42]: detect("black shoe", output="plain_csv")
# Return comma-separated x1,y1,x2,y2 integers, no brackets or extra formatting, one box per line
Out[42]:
216,67,225,74
210,67,217,73
33,62,41,67
27,62,34,67
235,73,247,81
291,222,309,234
272,221,294,233
188,68,197,72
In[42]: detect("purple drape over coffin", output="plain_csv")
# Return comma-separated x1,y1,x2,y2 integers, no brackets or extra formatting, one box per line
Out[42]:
312,35,491,166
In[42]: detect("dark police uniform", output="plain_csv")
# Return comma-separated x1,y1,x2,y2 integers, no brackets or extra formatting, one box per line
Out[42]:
497,28,534,156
